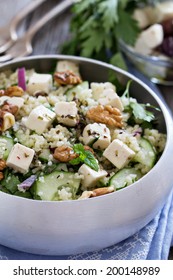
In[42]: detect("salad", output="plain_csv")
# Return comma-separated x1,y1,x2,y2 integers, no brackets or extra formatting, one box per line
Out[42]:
0,60,166,201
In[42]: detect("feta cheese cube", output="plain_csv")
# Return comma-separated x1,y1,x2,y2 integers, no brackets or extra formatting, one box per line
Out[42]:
24,105,56,134
78,164,107,189
55,101,78,126
27,73,53,95
133,8,150,29
140,24,164,49
103,139,135,169
82,123,111,150
155,2,173,22
98,88,124,111
56,60,80,77
0,96,24,109
134,36,152,55
6,143,35,173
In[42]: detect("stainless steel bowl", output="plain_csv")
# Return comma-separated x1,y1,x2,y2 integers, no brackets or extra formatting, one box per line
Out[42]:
119,40,173,86
0,55,173,256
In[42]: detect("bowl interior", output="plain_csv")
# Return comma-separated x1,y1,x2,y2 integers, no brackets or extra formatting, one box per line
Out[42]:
0,55,166,133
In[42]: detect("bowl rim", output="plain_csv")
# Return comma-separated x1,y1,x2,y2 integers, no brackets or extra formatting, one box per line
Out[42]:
0,54,172,205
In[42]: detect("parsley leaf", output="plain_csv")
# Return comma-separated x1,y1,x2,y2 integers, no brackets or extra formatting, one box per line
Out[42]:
70,143,99,171
122,79,157,123
130,102,155,122
115,7,140,46
61,0,142,65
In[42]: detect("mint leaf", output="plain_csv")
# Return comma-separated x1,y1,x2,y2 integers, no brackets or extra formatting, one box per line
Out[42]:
83,151,99,172
70,144,99,171
73,143,85,154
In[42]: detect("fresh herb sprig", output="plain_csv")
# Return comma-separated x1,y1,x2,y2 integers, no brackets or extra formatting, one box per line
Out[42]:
70,143,99,171
61,0,158,67
122,80,160,123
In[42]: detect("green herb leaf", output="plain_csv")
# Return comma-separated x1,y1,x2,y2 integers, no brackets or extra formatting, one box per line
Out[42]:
70,143,99,171
5,175,20,194
122,80,133,99
115,8,140,46
83,150,99,172
130,102,155,122
61,0,141,64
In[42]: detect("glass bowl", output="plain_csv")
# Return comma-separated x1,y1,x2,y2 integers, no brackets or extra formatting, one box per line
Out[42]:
119,40,173,86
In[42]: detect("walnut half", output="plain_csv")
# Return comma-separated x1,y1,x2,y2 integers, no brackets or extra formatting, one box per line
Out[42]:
53,145,94,163
0,86,24,97
54,70,82,85
0,110,15,131
0,159,6,171
86,105,123,128
53,146,78,162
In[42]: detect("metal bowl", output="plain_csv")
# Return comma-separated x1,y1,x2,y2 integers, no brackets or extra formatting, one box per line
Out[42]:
0,55,173,256
119,40,173,86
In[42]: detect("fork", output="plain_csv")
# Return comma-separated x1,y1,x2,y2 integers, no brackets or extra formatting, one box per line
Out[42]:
0,0,46,54
0,0,74,63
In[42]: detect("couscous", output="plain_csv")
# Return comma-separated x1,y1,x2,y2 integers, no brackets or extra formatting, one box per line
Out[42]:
0,60,166,201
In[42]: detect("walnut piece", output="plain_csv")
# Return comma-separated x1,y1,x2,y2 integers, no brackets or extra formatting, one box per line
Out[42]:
54,70,82,85
0,159,6,171
2,86,24,97
0,172,3,180
1,102,19,115
0,110,15,131
53,146,78,162
86,105,123,128
53,145,94,163
78,186,114,199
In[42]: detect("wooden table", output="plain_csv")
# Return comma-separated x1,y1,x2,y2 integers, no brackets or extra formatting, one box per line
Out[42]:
0,0,173,110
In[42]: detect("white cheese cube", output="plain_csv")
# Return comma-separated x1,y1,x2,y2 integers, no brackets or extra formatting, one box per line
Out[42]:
155,2,173,22
78,164,107,189
27,73,52,95
133,8,150,29
134,35,152,55
56,60,80,76
6,143,35,173
98,88,124,111
82,123,111,150
103,139,135,169
24,105,56,134
55,101,78,126
0,96,24,109
140,24,164,49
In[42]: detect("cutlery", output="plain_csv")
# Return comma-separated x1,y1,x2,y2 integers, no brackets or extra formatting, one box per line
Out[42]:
0,0,46,54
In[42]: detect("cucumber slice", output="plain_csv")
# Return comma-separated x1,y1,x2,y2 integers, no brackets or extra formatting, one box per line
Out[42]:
0,136,14,160
134,137,156,168
33,171,81,201
109,168,142,190
38,149,51,162
66,81,89,101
